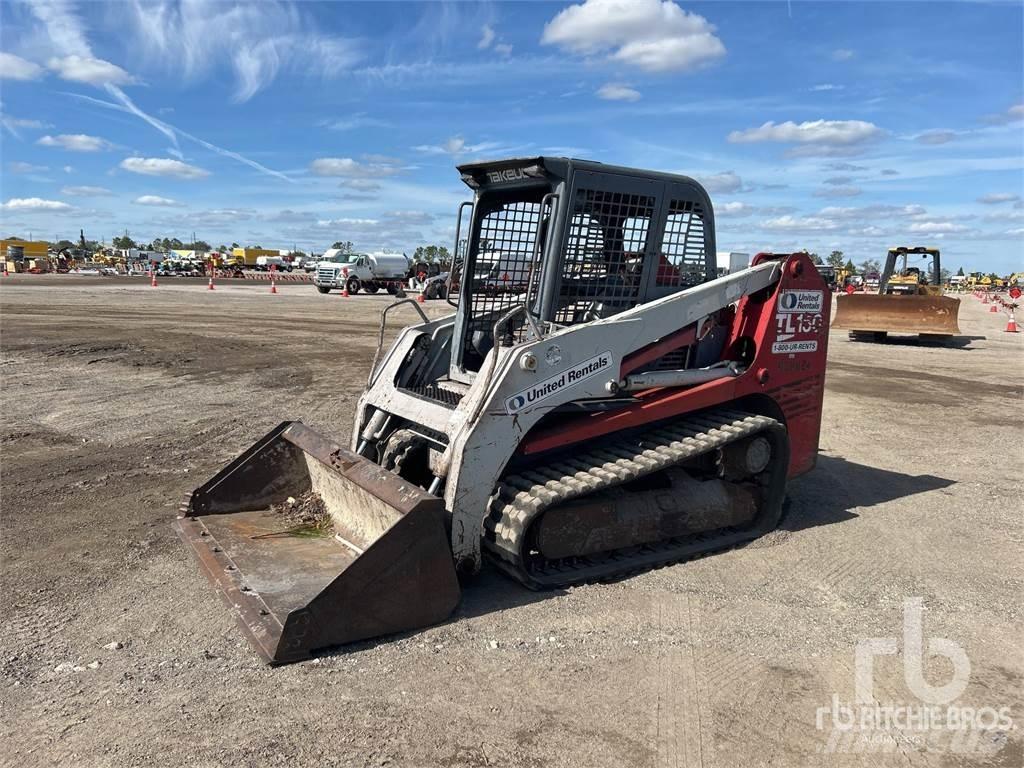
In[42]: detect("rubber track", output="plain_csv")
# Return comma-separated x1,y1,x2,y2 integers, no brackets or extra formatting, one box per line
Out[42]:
483,410,782,589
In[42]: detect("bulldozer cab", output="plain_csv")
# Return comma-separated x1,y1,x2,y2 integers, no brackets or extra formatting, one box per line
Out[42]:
449,157,716,375
880,246,941,296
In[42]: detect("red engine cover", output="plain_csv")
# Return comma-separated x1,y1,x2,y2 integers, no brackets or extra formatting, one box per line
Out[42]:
519,252,831,479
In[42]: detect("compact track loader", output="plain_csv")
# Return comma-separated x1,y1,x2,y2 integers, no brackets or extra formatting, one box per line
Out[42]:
177,158,832,663
834,246,961,339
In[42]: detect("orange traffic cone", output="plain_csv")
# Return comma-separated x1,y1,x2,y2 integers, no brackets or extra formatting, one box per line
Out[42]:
151,272,158,287
1006,311,1019,333
990,303,999,312
417,291,425,303
2,265,8,277
208,276,215,291
983,294,990,304
270,276,278,294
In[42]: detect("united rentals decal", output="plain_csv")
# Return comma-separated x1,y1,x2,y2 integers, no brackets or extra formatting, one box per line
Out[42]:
773,289,824,354
505,351,613,414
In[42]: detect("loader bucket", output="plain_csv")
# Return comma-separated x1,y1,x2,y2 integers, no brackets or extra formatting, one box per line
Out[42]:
833,293,961,336
174,422,460,664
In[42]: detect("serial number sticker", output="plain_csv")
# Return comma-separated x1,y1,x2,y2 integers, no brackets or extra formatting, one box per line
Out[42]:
505,351,612,414
772,340,818,354
777,290,824,313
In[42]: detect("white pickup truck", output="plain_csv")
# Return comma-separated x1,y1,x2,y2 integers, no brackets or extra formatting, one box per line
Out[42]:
314,250,410,295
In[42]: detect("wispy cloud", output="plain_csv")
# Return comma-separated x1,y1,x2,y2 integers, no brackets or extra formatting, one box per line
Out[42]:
915,129,956,145
62,185,113,197
124,0,360,102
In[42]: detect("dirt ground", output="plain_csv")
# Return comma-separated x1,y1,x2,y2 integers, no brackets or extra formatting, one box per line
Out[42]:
1,275,1021,768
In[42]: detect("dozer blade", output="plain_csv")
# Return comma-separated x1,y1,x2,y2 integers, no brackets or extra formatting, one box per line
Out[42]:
175,422,460,664
833,294,961,336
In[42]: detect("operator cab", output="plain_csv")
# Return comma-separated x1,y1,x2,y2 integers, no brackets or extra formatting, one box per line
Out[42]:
449,157,716,377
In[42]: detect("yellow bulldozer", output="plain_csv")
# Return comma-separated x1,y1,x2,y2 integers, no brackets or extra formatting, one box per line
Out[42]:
834,246,961,340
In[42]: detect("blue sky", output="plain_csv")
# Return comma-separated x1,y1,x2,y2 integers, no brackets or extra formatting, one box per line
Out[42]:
1,0,1021,273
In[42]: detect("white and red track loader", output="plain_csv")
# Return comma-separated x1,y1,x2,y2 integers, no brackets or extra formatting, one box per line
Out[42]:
177,157,832,663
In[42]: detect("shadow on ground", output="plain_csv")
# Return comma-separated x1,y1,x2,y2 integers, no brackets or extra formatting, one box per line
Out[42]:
842,334,986,350
783,453,956,533
317,453,956,660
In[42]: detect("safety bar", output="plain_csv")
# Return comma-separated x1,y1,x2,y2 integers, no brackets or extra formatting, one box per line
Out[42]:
368,298,431,386
447,201,474,308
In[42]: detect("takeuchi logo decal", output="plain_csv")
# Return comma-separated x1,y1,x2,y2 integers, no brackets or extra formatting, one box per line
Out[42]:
486,167,528,184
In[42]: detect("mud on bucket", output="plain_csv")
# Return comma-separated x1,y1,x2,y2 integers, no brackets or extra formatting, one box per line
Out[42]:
175,421,460,664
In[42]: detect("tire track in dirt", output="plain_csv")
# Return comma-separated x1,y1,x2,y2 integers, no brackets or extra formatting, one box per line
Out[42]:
650,593,709,768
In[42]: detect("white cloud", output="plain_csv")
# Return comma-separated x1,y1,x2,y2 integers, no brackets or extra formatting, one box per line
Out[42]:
728,119,883,146
1,116,48,130
124,0,360,102
819,204,926,220
814,185,862,198
1,197,72,212
134,195,182,207
309,157,401,177
0,109,53,139
717,201,753,217
47,55,134,85
8,162,48,174
915,130,956,145
62,185,113,197
908,221,968,234
37,133,112,152
597,83,641,102
761,215,839,232
320,113,389,131
980,103,1024,125
697,171,742,194
541,0,725,73
0,52,44,80
120,157,210,179
978,193,1021,205
339,178,382,192
983,208,1024,222
494,43,513,57
832,49,855,61
810,83,843,92
478,24,496,49
823,175,853,185
413,136,506,156
847,226,886,237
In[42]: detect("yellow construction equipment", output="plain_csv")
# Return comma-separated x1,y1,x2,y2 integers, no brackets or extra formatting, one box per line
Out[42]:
834,246,961,339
